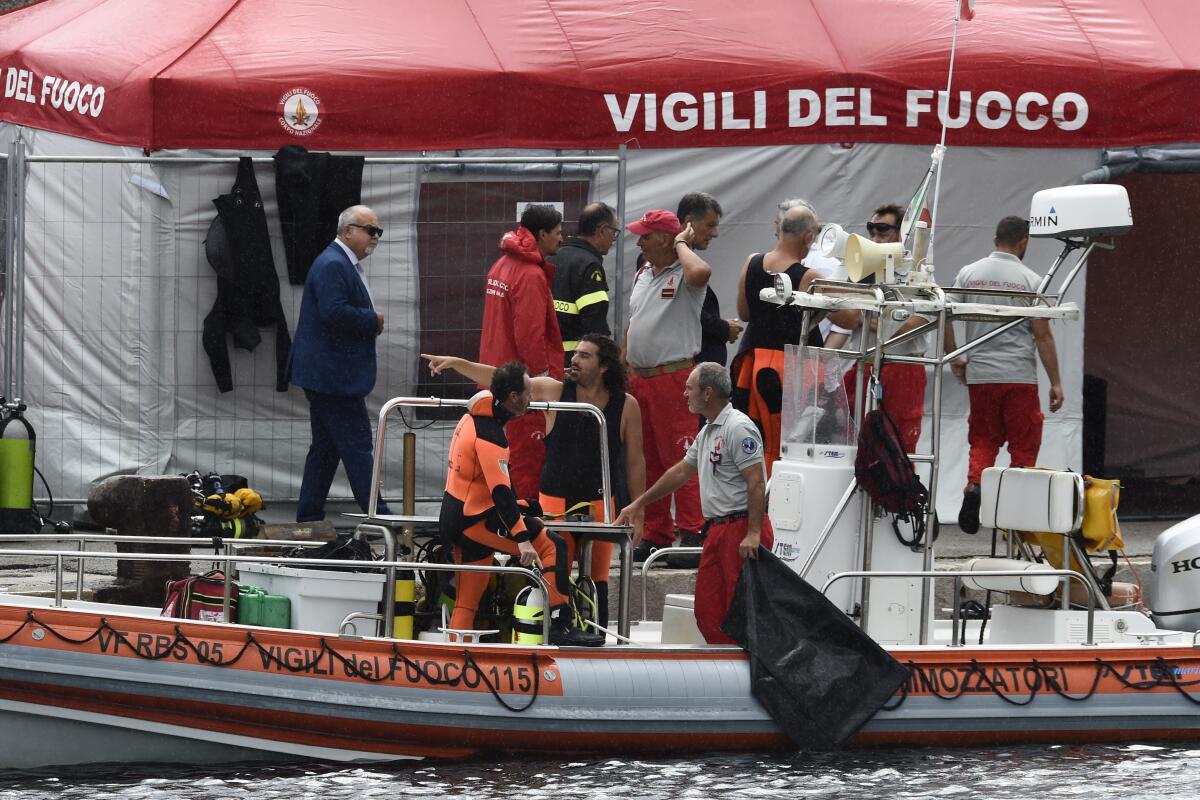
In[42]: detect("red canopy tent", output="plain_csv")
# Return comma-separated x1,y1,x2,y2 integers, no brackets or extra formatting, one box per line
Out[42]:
1,0,1197,152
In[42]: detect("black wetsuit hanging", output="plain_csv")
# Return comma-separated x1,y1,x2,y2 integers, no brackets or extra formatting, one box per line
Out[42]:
201,157,291,393
273,145,365,284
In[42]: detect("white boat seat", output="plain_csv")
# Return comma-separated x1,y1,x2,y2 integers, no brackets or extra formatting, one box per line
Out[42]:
979,467,1083,534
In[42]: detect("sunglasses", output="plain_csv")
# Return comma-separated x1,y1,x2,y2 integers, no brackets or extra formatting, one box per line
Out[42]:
865,222,898,235
349,223,384,238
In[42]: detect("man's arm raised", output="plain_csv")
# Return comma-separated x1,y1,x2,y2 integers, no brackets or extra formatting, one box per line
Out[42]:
674,224,712,289
421,354,562,400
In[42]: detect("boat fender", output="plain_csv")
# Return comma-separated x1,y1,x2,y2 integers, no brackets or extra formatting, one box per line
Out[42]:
961,557,1059,595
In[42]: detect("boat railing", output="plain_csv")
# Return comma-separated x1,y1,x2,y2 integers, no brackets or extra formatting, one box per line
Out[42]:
822,568,1096,646
0,546,555,643
363,396,634,639
0,532,330,603
638,546,703,620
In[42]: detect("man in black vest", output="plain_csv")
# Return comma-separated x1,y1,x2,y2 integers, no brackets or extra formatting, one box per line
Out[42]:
423,334,646,632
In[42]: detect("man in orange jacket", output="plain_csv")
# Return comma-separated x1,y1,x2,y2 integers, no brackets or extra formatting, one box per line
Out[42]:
478,205,565,501
439,362,604,647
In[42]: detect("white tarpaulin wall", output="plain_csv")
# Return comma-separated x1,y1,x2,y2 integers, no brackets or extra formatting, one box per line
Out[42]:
1,123,1099,520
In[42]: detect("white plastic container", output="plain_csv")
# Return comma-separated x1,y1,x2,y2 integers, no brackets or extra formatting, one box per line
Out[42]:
237,563,385,634
661,593,706,645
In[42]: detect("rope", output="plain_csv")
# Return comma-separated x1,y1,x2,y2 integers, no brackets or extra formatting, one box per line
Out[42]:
1,610,543,712
886,655,1200,711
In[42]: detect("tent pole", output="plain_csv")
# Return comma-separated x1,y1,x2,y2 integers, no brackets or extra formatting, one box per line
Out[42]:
3,141,25,399
11,140,24,400
614,144,627,342
2,148,10,397
25,155,624,166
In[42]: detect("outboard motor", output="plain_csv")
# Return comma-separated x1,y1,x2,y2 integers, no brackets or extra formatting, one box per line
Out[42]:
0,397,37,535
1149,515,1200,631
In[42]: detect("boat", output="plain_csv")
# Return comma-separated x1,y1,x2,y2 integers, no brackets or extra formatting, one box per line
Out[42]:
5,179,1200,771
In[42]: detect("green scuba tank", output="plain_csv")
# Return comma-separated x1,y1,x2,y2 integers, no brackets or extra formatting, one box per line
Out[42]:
0,398,35,535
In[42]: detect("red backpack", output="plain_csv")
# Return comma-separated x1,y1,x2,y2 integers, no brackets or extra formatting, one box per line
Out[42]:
855,408,929,547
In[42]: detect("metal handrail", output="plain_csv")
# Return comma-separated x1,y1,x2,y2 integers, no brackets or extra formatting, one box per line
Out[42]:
821,568,1096,646
366,395,626,639
638,547,703,620
368,397,613,522
0,548,553,644
0,533,329,602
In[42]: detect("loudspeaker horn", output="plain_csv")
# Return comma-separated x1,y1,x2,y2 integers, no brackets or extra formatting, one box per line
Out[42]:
844,234,906,282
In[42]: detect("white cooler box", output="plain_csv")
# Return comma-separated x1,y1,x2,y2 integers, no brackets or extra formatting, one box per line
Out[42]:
238,563,385,634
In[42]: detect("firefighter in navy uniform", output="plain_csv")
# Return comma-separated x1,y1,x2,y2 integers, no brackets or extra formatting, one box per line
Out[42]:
439,362,605,647
549,202,618,367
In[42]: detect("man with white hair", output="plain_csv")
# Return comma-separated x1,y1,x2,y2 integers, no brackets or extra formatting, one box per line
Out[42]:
731,201,823,475
617,362,774,644
287,205,390,521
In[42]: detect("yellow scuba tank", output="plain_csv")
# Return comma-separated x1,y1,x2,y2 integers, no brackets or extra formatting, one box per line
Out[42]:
512,585,546,644
393,569,415,639
0,398,36,535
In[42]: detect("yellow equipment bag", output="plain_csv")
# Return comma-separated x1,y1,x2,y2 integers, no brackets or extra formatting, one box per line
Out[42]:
1080,476,1123,552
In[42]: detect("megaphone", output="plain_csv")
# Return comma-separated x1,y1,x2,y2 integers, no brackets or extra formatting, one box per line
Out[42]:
844,234,906,282
818,223,849,259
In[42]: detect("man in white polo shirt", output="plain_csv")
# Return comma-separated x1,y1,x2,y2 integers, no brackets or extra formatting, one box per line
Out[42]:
622,209,711,563
617,362,773,644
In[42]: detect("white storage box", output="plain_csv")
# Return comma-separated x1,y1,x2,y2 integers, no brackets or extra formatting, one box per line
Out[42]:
238,563,385,634
661,593,706,645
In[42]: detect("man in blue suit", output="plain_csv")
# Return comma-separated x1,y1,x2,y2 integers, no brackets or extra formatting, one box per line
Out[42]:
287,205,391,521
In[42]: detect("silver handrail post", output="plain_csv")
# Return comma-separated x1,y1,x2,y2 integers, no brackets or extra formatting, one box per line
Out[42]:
53,553,64,607
919,287,948,644
222,541,235,623
75,539,85,600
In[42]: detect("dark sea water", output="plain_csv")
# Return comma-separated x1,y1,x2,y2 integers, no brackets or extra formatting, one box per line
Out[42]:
3,744,1200,800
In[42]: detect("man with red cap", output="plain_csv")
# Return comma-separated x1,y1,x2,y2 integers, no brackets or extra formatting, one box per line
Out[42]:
621,209,712,563
478,204,565,499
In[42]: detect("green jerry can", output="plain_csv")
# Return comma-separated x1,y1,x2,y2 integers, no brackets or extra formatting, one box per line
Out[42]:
238,585,290,628
260,593,290,628
238,586,264,626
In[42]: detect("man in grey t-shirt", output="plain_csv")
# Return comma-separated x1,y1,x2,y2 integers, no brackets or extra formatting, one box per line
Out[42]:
945,216,1064,533
617,362,774,644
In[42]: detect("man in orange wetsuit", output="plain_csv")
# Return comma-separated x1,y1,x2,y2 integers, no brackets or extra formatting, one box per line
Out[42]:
439,361,604,647
426,334,646,634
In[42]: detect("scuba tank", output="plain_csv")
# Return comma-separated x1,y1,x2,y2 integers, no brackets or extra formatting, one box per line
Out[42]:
392,568,416,639
0,397,36,535
511,585,546,644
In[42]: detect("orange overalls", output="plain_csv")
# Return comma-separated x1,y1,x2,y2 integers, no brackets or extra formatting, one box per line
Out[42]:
439,391,570,631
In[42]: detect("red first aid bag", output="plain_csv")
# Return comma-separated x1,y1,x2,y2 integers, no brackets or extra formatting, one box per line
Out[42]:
161,570,237,623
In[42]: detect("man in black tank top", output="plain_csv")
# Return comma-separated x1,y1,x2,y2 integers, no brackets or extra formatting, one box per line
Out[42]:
423,334,646,634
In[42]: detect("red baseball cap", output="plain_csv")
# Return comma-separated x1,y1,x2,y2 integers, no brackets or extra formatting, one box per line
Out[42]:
626,209,681,236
